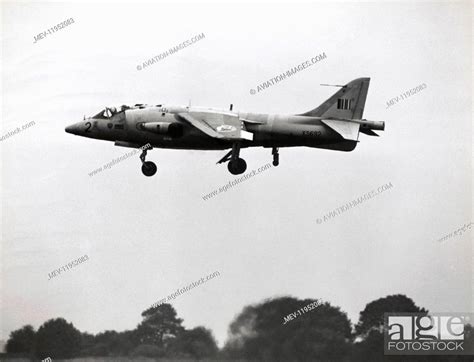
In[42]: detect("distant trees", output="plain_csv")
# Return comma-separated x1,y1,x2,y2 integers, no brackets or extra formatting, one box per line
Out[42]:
4,303,217,359
35,318,81,359
169,326,219,359
84,330,135,356
135,304,184,349
351,295,430,362
5,325,35,355
462,325,474,357
355,294,428,338
131,304,218,358
5,294,471,361
223,296,352,361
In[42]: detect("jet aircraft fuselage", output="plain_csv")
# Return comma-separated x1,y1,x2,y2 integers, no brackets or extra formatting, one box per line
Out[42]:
65,78,384,176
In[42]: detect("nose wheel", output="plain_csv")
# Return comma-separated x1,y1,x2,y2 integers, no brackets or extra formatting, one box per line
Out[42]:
139,147,157,177
142,161,157,177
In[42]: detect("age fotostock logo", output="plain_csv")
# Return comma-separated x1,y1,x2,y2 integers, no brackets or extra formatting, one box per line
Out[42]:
384,313,473,355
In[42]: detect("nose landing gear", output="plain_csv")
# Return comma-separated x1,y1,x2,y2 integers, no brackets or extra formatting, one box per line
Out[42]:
142,161,157,177
140,147,157,177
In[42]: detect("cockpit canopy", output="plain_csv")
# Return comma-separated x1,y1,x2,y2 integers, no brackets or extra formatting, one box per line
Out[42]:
92,105,131,119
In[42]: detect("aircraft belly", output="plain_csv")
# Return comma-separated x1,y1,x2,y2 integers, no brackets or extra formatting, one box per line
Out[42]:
125,132,230,150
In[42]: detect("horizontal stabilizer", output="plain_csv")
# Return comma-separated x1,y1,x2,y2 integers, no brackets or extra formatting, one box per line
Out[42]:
321,119,360,141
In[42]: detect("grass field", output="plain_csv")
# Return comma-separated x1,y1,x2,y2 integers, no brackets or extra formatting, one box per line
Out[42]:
0,356,247,362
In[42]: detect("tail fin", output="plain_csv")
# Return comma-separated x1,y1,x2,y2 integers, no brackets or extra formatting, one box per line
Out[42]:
299,77,370,119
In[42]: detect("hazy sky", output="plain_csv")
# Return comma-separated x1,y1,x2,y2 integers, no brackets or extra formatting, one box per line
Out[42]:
1,0,472,348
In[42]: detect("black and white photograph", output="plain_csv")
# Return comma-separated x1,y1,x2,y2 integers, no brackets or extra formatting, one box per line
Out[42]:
1,0,472,361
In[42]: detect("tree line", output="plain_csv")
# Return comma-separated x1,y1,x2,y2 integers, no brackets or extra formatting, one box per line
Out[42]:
4,294,474,361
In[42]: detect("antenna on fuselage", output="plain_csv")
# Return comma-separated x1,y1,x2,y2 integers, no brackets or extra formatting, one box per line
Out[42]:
320,84,346,88
188,99,191,108
229,104,233,111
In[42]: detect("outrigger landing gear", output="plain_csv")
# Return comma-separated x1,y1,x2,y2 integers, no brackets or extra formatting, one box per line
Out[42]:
139,147,157,177
272,147,279,166
217,142,247,175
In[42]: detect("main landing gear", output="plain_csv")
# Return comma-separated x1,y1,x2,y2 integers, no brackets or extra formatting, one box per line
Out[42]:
217,144,280,175
140,147,157,177
227,142,247,175
228,158,247,175
217,142,247,175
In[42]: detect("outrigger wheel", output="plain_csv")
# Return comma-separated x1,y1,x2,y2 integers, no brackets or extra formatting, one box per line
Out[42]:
272,147,279,167
140,147,157,177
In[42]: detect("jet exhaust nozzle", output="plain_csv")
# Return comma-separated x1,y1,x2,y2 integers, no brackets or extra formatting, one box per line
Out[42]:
361,119,384,131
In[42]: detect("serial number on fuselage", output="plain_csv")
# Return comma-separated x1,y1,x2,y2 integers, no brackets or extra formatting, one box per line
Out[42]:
302,130,322,137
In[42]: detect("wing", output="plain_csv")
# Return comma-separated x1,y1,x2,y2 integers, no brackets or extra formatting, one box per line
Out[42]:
177,112,253,141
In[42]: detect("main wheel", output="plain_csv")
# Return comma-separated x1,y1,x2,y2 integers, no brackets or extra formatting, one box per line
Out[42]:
228,158,247,175
141,161,157,177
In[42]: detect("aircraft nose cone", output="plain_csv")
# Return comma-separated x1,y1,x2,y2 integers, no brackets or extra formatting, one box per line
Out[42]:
65,123,79,135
